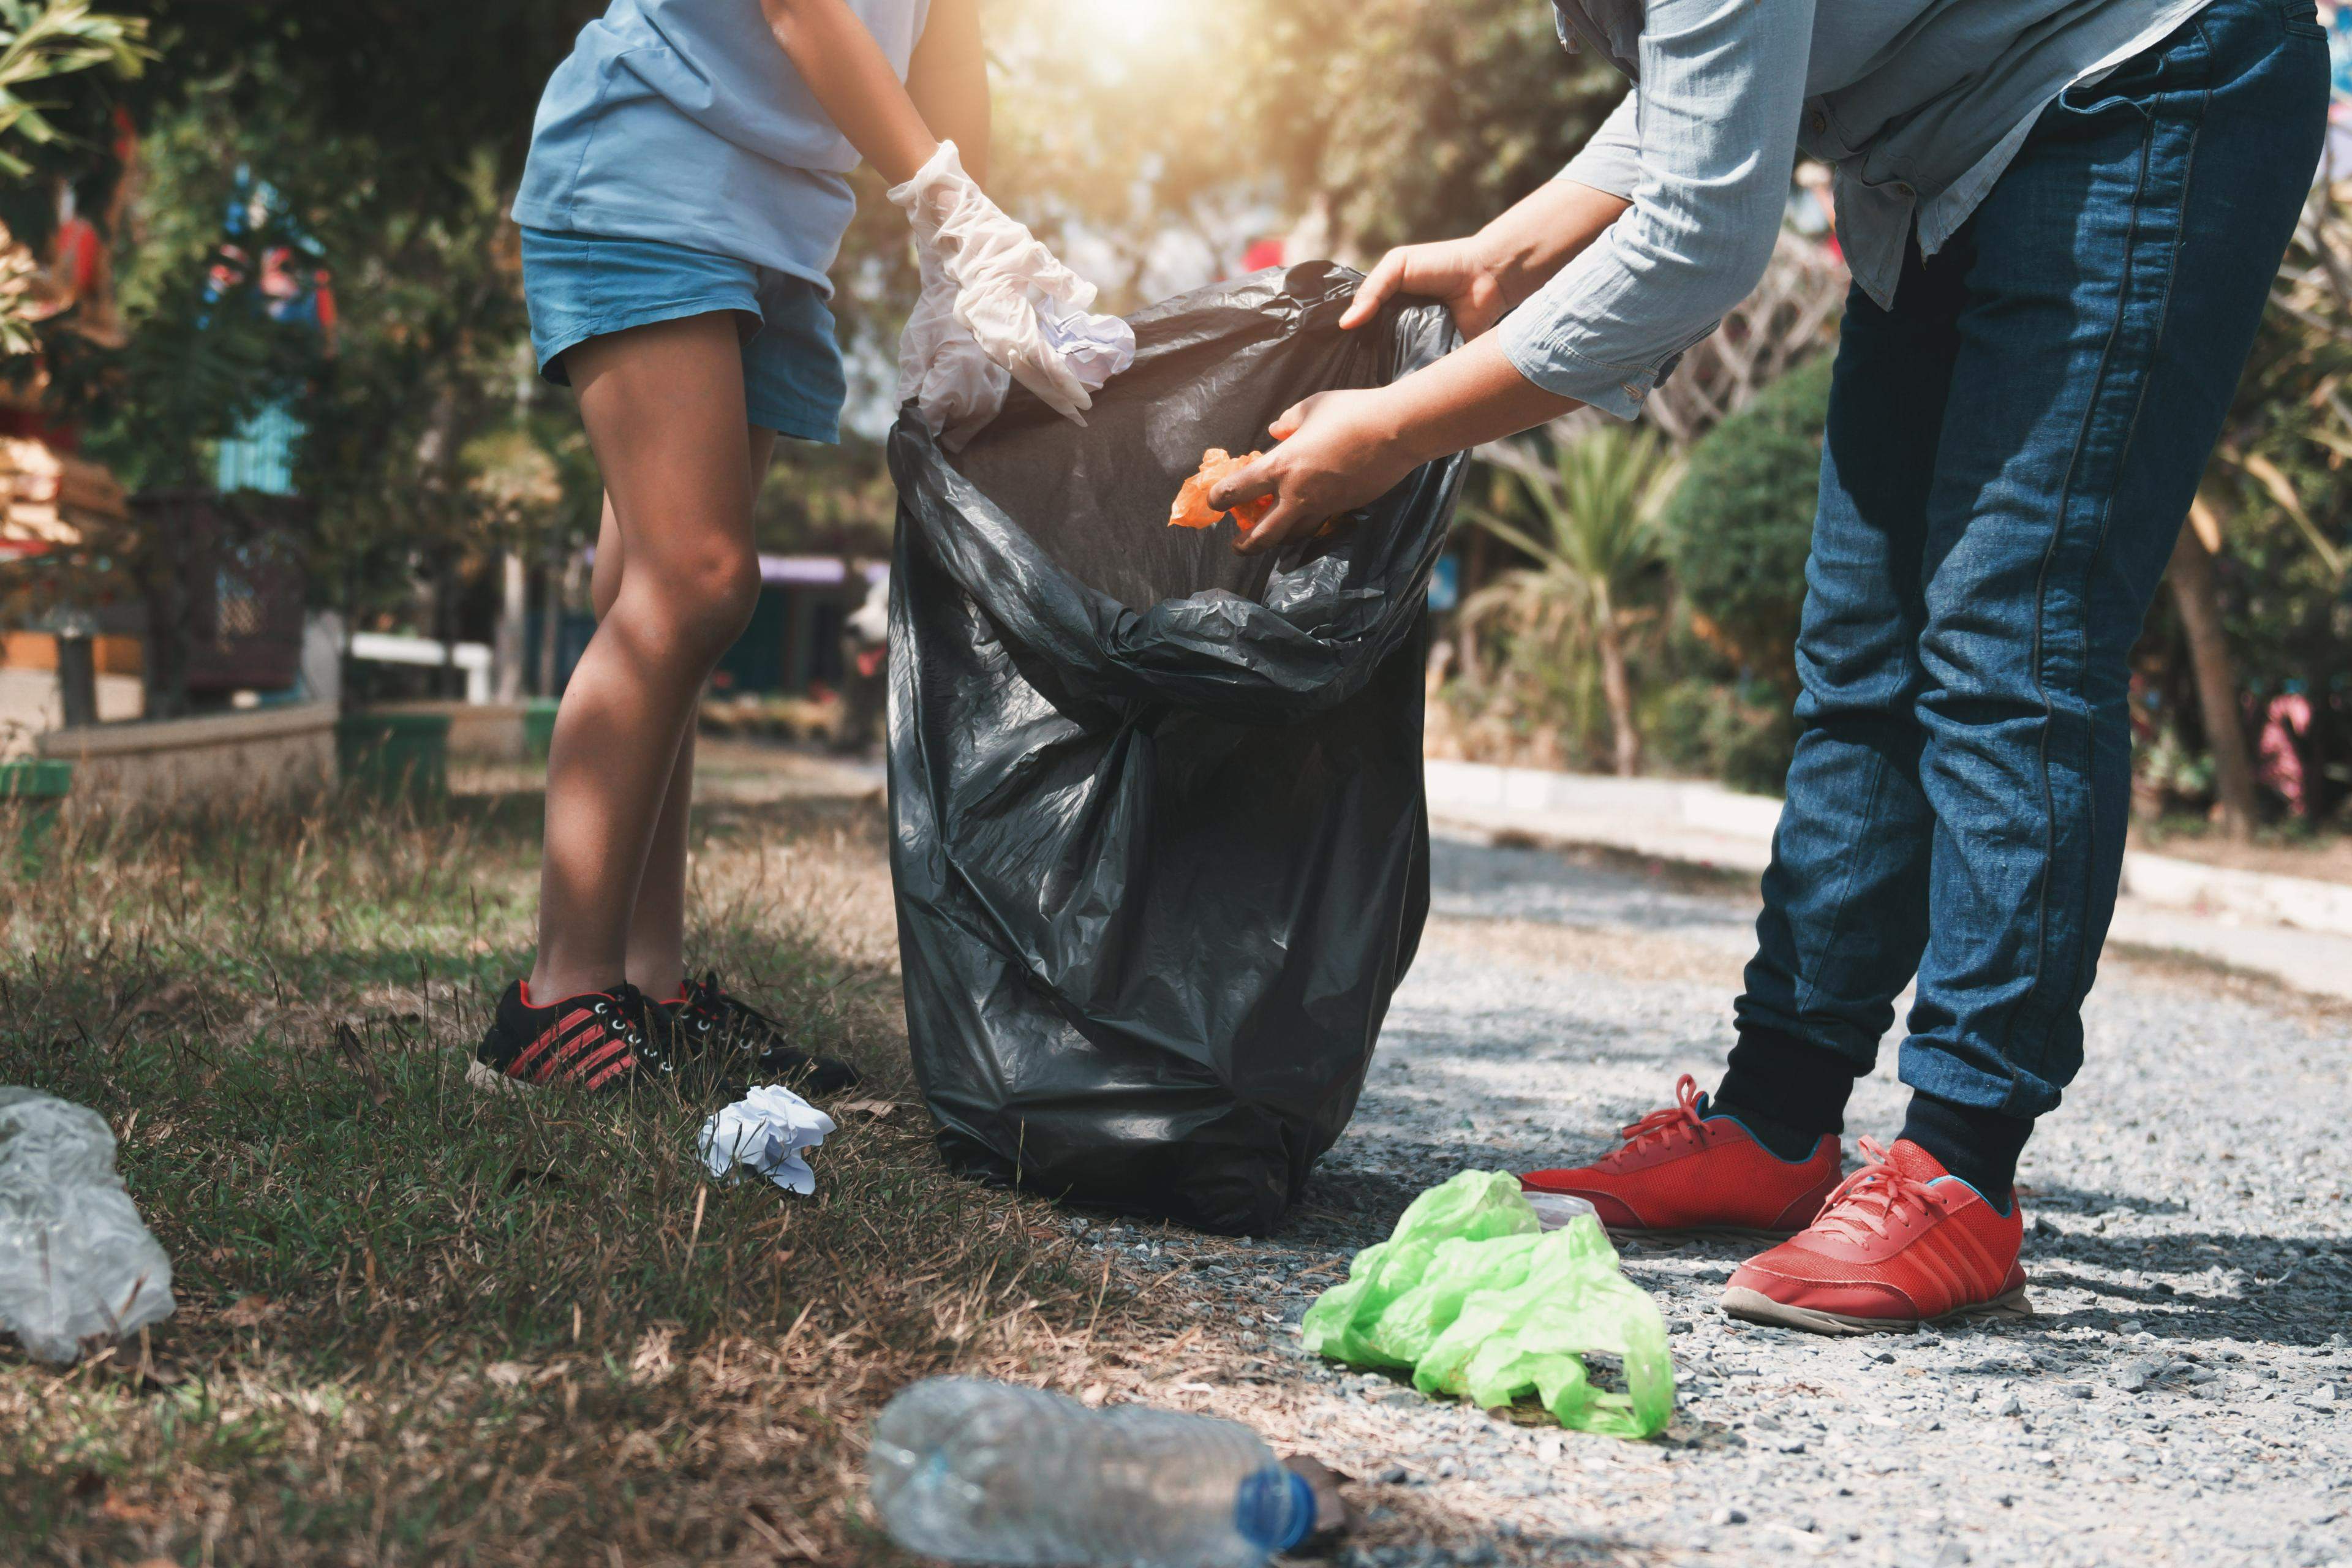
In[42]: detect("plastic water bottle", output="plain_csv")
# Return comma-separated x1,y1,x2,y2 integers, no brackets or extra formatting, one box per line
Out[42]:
869,1378,1319,1567
1526,1191,1599,1231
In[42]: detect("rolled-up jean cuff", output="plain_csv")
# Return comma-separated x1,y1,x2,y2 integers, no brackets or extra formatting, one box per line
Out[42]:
1498,326,1651,421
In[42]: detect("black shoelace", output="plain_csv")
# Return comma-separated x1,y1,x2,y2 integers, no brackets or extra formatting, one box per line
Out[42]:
676,972,787,1057
595,983,674,1079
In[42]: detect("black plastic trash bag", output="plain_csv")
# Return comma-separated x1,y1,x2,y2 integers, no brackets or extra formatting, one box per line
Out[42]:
886,263,1469,1235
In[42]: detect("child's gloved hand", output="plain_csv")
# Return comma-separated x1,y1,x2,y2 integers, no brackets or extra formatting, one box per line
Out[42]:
889,140,1134,433
897,245,1010,450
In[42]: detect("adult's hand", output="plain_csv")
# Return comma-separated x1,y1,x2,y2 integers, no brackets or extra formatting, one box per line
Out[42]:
1339,236,1512,338
1209,334,1580,557
1341,182,1635,341
1209,390,1420,558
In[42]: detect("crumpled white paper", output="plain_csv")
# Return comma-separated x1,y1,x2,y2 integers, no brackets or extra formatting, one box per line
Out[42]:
889,140,1135,443
697,1086,837,1197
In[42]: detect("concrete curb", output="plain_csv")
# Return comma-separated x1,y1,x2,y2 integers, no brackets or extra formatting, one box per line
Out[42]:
34,702,337,815
2116,851,2352,941
1423,758,2352,940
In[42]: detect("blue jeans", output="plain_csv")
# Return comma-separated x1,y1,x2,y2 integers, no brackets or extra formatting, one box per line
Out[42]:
1736,0,2329,1123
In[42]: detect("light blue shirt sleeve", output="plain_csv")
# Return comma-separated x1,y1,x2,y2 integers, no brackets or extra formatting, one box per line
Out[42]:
1501,0,1816,420
1558,89,1642,202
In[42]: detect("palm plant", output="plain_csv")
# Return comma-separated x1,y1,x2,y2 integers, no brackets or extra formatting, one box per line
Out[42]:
1464,423,1683,777
0,1,143,172
0,1,149,354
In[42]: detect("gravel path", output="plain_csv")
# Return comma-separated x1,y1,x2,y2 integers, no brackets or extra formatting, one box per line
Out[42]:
1063,831,2352,1568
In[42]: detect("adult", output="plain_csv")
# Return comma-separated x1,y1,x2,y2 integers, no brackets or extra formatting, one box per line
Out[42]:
1216,0,2328,1332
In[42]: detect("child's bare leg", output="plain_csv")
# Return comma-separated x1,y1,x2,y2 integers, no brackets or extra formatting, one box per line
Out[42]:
528,314,763,1001
605,429,779,997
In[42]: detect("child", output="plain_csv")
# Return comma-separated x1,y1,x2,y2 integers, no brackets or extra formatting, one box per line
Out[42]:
475,0,1088,1096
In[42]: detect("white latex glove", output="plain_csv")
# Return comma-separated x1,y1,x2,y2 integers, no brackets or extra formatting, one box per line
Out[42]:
889,140,1134,431
898,244,1010,450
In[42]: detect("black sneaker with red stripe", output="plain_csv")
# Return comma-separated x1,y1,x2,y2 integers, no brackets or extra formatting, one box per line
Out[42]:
470,980,696,1096
660,971,862,1099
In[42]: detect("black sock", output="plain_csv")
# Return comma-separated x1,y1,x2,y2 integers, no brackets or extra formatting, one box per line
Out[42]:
1899,1093,2034,1209
1710,1026,1862,1162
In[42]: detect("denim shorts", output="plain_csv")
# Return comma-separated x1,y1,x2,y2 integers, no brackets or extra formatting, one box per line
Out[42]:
519,226,846,444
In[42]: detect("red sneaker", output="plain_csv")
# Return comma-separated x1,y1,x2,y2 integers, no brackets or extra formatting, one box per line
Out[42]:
1721,1137,2032,1335
1520,1074,1843,1238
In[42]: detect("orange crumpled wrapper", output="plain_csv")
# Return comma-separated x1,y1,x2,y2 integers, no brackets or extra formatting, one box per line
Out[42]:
1167,448,1275,533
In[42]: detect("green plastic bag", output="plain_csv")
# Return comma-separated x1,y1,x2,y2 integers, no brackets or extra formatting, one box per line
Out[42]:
1301,1171,1676,1438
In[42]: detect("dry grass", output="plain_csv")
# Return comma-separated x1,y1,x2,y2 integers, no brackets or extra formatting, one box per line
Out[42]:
0,787,1202,1566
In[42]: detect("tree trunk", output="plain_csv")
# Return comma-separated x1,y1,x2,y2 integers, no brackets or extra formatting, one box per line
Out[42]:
339,561,360,715
1457,526,1491,680
1595,614,1642,778
434,567,458,701
494,550,527,703
548,546,589,696
2166,514,2258,842
138,496,194,721
537,554,562,698
55,634,97,729
415,380,468,702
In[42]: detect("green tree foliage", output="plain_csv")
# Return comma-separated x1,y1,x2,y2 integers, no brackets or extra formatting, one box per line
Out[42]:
1615,352,1838,795
1242,0,1627,254
48,77,327,486
1645,674,1798,796
296,149,549,626
43,26,590,637
988,0,1625,298
118,1,588,195
755,434,899,557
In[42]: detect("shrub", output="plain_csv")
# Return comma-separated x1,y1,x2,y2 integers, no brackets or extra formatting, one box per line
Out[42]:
1659,353,1834,698
1648,677,1798,797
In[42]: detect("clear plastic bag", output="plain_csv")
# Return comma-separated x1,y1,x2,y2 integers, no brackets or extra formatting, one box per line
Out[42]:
0,1088,175,1362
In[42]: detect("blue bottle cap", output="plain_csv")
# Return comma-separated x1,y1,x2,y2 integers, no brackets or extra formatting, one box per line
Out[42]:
1234,1465,1319,1555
